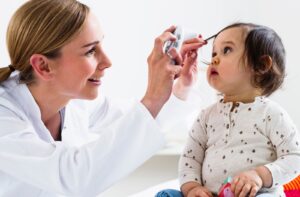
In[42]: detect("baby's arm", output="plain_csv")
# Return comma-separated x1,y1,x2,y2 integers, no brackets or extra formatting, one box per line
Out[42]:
178,111,210,196
232,106,300,196
264,108,300,186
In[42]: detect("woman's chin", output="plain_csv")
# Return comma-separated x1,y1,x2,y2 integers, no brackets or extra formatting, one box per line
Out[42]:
77,91,99,100
87,93,99,100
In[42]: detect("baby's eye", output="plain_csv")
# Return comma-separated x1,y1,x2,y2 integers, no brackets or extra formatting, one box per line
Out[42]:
223,46,232,54
211,52,217,58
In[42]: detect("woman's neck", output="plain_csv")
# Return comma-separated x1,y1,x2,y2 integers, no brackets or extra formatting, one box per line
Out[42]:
27,83,69,124
28,83,69,141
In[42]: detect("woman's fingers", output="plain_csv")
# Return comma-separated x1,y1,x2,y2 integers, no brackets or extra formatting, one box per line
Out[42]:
183,36,205,44
153,27,177,55
167,48,183,65
181,39,206,56
163,25,176,33
185,50,198,65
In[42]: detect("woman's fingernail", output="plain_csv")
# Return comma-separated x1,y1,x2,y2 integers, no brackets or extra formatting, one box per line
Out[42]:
191,52,197,58
198,34,202,38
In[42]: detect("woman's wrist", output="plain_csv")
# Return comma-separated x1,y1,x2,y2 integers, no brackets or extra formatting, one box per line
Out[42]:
173,80,191,100
141,96,165,118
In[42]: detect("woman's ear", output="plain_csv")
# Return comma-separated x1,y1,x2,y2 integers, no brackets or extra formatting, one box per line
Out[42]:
259,55,273,73
30,54,54,81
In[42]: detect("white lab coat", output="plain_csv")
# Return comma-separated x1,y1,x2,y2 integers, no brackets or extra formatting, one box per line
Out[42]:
0,73,200,197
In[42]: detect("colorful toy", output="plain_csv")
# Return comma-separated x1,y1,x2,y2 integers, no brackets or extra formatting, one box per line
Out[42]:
218,177,234,197
284,175,300,197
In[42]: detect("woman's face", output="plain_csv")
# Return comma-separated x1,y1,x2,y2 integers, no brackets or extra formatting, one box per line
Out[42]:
49,12,111,100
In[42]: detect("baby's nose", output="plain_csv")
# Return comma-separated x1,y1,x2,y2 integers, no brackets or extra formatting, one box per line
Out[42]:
212,57,220,66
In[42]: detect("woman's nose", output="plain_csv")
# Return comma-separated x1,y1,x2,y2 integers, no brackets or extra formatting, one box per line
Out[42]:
211,57,220,66
98,50,112,70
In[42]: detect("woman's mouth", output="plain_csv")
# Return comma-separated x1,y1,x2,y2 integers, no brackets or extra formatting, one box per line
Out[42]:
88,78,101,85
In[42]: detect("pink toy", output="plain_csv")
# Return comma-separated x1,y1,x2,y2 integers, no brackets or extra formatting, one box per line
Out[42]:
218,177,234,197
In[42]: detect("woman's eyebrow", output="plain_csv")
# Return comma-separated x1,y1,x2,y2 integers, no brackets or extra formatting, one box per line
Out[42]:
81,41,100,48
81,35,104,48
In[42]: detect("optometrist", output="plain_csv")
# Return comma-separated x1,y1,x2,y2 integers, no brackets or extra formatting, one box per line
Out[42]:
0,0,207,196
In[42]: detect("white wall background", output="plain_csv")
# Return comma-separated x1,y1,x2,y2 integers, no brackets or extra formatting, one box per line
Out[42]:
1,0,299,129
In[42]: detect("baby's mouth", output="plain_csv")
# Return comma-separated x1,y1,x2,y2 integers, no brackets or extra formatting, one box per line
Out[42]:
210,68,219,75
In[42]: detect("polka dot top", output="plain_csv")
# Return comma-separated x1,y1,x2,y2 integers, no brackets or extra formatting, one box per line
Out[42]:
179,96,300,196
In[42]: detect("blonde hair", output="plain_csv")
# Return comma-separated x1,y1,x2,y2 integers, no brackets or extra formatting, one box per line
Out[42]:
0,0,89,84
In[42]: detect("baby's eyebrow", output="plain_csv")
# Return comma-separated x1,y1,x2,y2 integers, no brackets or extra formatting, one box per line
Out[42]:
213,40,235,49
221,41,235,46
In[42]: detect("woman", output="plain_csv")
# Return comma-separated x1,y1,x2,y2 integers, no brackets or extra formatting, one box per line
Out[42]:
0,0,206,196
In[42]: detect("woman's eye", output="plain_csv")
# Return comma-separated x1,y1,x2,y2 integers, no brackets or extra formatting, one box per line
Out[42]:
223,46,232,54
85,47,96,56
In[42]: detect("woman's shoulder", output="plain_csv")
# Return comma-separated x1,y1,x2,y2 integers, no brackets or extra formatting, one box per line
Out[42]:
0,75,25,117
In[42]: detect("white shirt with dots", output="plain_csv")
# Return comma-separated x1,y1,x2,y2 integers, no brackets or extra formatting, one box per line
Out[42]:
179,96,300,196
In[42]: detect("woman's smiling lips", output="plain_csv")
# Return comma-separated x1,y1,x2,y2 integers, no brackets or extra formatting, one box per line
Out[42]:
88,77,101,85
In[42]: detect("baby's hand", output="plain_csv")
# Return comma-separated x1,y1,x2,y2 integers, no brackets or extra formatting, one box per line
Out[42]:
231,170,263,197
187,185,213,197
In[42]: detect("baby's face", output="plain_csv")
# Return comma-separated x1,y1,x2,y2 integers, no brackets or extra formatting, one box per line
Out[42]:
207,27,255,99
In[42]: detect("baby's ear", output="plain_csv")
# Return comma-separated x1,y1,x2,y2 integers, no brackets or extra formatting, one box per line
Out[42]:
259,55,273,73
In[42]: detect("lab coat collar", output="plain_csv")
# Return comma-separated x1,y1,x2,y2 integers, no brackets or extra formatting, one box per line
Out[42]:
1,72,55,142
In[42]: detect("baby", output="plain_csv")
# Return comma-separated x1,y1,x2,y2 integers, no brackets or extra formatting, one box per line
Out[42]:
177,23,300,197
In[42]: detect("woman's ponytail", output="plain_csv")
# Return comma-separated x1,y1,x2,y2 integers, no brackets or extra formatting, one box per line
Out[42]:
0,65,15,83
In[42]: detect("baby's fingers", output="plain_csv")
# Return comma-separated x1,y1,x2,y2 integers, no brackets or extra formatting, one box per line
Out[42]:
230,177,239,193
239,183,251,197
249,184,260,197
232,178,245,196
195,188,213,197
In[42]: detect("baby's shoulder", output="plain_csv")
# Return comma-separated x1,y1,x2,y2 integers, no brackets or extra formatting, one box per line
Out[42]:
261,98,288,116
198,102,219,116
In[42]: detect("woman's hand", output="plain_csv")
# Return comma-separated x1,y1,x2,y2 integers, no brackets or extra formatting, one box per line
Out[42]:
141,26,182,117
231,170,263,197
173,37,207,100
